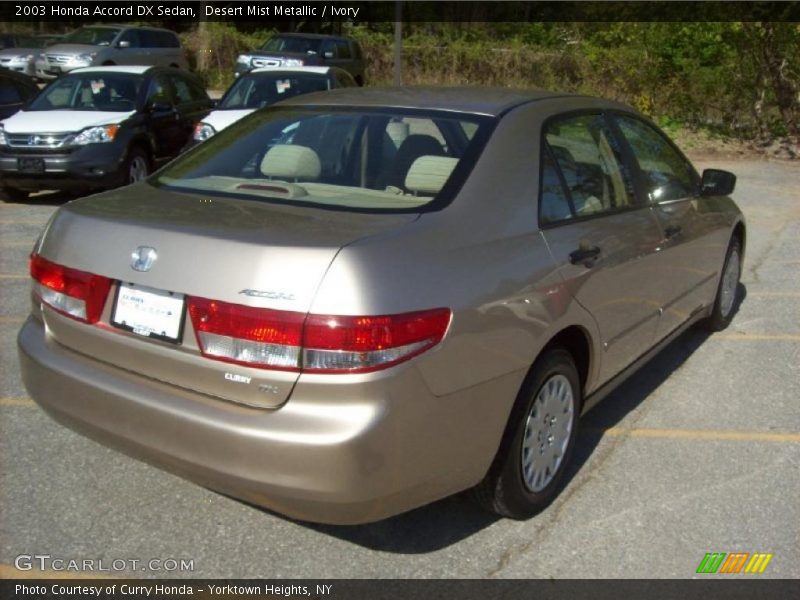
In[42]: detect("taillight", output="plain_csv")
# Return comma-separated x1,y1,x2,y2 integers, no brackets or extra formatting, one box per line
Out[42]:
30,254,112,324
188,296,450,374
188,298,304,371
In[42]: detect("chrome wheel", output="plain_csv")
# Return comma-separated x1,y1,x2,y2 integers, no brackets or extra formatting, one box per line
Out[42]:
128,155,148,184
521,373,574,492
719,246,740,318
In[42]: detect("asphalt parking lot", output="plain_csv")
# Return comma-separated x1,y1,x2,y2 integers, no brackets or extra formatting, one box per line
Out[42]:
0,158,798,579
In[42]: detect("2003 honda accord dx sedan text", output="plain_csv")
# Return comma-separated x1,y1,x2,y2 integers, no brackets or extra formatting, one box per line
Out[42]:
18,88,744,524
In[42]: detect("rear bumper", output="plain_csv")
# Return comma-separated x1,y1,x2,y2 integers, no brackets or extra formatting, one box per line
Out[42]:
18,317,519,524
0,143,125,191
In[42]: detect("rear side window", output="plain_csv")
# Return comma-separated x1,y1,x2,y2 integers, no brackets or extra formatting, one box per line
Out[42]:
613,114,697,202
539,150,573,225
545,114,638,219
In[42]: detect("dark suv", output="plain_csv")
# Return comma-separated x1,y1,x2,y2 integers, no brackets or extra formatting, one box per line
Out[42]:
0,66,211,201
235,33,366,85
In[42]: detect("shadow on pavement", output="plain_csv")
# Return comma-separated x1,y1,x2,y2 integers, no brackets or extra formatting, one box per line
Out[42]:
1,189,82,206
292,285,748,553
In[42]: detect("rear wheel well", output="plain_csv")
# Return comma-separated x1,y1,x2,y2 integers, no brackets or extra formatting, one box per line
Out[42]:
539,326,591,399
732,221,746,258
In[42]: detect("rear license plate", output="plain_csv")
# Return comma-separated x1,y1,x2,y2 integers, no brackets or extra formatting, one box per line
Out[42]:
111,283,186,344
18,157,45,173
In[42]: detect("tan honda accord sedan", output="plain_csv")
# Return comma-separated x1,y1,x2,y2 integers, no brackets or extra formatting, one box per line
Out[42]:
18,87,744,524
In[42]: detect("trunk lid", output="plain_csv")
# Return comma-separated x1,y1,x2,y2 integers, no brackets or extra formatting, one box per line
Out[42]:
35,184,417,407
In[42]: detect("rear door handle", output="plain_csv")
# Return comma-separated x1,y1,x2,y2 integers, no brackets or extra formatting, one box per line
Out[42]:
664,225,682,239
569,245,601,267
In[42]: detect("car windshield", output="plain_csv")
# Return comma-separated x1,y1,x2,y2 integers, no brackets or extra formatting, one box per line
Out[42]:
63,27,121,46
260,36,322,55
27,73,142,112
219,74,330,109
155,107,490,212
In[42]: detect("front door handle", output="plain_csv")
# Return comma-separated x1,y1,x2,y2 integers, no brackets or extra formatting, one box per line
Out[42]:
664,224,682,239
569,245,601,267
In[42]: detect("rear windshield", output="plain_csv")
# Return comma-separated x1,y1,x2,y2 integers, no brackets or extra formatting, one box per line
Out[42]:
219,73,330,109
154,107,491,212
260,36,322,55
27,73,142,112
63,27,121,46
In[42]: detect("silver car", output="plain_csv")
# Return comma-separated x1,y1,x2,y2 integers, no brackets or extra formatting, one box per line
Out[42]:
18,88,744,524
36,25,187,81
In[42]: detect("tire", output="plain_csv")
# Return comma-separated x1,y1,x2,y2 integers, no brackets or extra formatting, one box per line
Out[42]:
1,187,29,202
474,348,580,519
703,236,741,332
120,147,150,187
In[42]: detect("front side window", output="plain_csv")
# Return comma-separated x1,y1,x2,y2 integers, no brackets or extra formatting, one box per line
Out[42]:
27,74,141,112
154,108,489,212
261,36,322,55
118,29,141,48
63,27,121,47
545,114,637,218
614,115,697,202
145,76,171,105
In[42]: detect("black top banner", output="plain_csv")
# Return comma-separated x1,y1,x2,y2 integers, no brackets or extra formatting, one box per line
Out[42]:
2,0,800,23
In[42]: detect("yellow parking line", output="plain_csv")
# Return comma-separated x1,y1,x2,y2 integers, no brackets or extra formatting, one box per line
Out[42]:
0,564,118,579
0,397,35,407
0,273,27,280
594,427,800,444
0,315,25,323
716,333,800,341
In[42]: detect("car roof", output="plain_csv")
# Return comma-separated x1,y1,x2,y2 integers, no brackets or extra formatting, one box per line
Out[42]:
250,66,332,75
274,32,350,41
71,65,154,75
275,86,585,117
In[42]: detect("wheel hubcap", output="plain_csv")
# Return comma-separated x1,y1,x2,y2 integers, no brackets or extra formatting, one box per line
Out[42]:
129,156,148,183
720,247,740,318
521,374,574,492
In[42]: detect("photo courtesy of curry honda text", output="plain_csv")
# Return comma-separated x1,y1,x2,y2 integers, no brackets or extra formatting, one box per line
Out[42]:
17,87,745,525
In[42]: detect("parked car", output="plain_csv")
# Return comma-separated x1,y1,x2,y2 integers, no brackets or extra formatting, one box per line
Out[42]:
193,66,357,143
0,69,39,120
235,33,365,85
0,34,45,78
36,25,187,81
18,88,744,524
0,66,211,201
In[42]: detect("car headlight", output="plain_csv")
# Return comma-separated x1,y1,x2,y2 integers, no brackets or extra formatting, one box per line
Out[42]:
10,54,34,63
74,52,96,65
70,124,119,145
193,122,216,142
0,127,7,146
281,58,304,67
236,54,252,64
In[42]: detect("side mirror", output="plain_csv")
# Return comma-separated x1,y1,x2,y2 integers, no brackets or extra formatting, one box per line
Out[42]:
118,40,131,49
148,100,173,113
322,51,334,59
700,169,736,197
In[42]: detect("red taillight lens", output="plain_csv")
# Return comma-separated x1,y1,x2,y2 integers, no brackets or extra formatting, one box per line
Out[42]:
187,297,451,374
30,254,111,323
188,297,305,371
302,309,452,373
